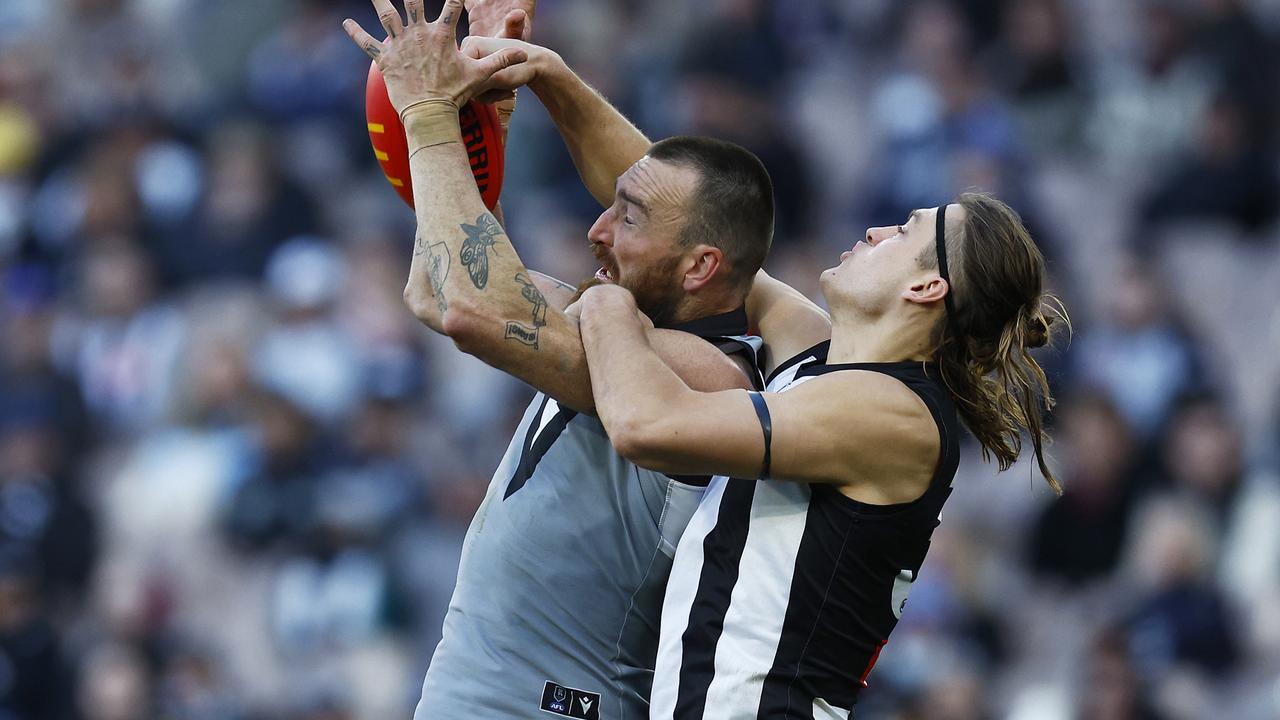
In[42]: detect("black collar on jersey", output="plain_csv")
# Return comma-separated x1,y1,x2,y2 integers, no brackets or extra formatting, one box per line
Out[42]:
663,306,749,339
936,204,957,319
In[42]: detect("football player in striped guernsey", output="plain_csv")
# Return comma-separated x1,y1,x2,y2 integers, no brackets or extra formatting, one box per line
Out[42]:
576,199,1065,720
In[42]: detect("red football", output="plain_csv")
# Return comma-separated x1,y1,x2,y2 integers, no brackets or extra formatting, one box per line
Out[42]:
365,61,506,210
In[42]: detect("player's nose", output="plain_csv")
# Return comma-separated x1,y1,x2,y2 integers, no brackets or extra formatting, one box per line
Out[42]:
588,211,613,247
864,226,894,245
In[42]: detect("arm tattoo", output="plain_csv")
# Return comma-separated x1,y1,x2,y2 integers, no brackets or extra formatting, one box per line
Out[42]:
427,243,451,313
414,234,452,312
505,272,549,349
459,213,502,289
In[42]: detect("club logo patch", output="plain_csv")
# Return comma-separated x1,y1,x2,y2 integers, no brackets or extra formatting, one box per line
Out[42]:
540,681,601,719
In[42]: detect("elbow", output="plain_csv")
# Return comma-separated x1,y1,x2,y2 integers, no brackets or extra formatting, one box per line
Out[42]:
402,285,440,330
438,303,488,354
607,413,672,470
401,284,432,320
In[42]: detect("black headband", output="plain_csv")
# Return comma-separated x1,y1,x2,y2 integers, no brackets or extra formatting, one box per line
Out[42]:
936,204,957,318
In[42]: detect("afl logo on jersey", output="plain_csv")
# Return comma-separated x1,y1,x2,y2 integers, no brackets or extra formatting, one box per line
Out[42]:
541,681,601,719
890,569,915,620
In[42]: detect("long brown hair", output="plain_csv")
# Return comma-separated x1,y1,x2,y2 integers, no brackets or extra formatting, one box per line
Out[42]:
929,192,1069,493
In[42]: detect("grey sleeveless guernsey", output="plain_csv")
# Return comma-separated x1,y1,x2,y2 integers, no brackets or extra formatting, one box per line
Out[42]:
415,308,762,720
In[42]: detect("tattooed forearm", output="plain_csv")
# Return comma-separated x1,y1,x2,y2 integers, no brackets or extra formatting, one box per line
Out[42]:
413,233,451,312
427,242,451,314
504,272,549,349
459,213,502,289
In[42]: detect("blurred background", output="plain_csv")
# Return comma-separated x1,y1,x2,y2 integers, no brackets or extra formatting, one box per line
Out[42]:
0,0,1278,718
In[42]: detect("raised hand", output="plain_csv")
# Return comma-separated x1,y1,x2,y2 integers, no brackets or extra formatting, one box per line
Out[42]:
343,0,528,114
460,36,555,101
465,0,536,40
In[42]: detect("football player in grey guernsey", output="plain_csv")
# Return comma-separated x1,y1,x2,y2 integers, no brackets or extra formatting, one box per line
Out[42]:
343,1,774,717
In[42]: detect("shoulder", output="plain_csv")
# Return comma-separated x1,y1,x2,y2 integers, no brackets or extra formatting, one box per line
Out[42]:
769,370,940,495
785,370,937,436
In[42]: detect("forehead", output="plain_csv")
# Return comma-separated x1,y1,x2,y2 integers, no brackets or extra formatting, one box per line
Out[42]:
619,156,700,212
906,204,964,241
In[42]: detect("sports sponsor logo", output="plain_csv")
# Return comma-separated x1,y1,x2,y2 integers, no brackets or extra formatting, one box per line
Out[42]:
540,681,601,719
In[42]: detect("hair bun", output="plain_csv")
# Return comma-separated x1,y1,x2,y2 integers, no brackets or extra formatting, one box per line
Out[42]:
1024,310,1052,349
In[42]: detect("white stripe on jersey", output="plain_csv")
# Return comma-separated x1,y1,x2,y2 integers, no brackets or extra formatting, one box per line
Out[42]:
701,479,810,719
651,478,728,720
651,347,827,720
534,396,562,436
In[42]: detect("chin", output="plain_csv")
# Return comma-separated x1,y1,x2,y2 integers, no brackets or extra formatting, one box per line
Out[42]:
818,266,840,293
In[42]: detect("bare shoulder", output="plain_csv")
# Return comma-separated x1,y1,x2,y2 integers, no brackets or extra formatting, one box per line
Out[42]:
768,370,940,501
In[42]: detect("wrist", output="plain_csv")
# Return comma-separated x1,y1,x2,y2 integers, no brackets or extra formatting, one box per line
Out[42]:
527,49,568,96
402,99,463,150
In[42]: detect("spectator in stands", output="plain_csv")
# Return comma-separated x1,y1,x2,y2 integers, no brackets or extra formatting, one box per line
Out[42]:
1029,392,1141,586
1067,257,1208,443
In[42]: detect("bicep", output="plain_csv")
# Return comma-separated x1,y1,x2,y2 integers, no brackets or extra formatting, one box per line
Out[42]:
625,375,938,489
747,271,831,377
620,387,856,482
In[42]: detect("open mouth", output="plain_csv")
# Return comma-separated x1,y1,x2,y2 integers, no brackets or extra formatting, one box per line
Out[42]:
595,267,616,284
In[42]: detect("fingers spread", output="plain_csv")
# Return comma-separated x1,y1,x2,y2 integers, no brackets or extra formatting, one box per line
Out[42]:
370,0,404,38
343,19,384,61
404,0,425,25
437,0,464,32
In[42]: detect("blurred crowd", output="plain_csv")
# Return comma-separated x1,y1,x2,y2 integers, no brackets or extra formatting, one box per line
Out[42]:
1,0,1278,718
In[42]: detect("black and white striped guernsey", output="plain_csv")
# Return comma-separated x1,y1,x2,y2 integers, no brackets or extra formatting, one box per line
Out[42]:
651,341,961,720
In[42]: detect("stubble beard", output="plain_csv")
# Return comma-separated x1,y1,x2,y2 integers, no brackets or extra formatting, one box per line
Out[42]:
579,248,686,327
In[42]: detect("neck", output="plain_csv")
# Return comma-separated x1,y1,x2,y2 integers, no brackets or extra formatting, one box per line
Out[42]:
827,313,936,364
670,290,740,326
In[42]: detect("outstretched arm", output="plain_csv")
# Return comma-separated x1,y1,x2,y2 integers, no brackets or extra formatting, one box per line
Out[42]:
348,1,747,413
463,37,651,207
579,285,938,503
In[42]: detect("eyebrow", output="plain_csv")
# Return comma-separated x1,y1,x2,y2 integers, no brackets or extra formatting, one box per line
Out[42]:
617,188,651,215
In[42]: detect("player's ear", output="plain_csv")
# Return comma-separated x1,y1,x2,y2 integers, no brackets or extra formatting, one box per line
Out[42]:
682,245,723,293
903,275,949,306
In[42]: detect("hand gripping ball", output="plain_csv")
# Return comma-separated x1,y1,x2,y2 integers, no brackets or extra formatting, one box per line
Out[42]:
365,61,506,210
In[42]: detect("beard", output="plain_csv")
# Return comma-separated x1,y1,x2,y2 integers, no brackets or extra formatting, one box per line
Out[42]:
582,245,686,327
